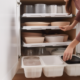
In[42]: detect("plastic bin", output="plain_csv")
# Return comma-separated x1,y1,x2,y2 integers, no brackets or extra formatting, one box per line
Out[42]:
61,56,80,76
22,57,43,78
40,56,65,77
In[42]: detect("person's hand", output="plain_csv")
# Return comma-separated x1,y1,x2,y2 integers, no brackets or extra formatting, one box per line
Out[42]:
63,46,74,61
59,25,73,31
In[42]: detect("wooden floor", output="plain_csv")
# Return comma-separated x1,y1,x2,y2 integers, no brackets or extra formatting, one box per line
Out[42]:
13,73,80,80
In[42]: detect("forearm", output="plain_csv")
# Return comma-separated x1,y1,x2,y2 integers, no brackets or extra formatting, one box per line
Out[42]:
68,39,79,48
70,20,78,28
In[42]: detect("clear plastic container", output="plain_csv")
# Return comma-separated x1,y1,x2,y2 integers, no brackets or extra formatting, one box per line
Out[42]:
22,57,43,78
61,55,80,76
40,56,65,77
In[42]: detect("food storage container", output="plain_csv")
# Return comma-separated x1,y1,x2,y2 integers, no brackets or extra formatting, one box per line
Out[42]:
22,57,43,78
45,35,64,42
41,56,65,77
62,5,66,13
55,34,68,42
23,22,50,26
51,22,70,26
23,5,34,13
57,5,63,13
47,5,57,13
24,37,44,43
61,56,80,76
22,32,42,37
35,4,47,13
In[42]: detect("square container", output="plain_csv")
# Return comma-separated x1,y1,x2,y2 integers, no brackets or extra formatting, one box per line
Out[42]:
22,56,44,78
40,56,65,77
61,56,80,76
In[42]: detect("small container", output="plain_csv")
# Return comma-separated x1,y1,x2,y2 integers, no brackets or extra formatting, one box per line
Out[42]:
24,37,44,43
61,56,80,76
45,35,64,42
62,5,66,13
23,5,34,13
41,56,65,77
22,57,43,78
47,5,57,13
57,5,63,13
35,4,47,13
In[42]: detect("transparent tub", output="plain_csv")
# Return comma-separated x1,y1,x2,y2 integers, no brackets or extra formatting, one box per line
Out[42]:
22,56,44,78
40,56,65,77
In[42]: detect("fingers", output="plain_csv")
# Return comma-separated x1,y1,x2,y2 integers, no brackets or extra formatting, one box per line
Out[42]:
63,52,72,61
59,26,67,31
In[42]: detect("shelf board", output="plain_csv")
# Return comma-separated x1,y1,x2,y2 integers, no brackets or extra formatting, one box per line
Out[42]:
22,41,71,47
22,13,72,18
22,26,76,30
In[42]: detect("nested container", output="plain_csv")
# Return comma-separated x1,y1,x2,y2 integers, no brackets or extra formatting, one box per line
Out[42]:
35,4,47,13
47,5,57,13
61,56,80,76
40,56,65,77
22,57,44,78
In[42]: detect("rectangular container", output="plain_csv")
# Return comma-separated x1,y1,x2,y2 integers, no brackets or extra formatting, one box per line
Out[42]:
61,55,80,76
40,56,65,77
24,37,44,43
22,56,44,78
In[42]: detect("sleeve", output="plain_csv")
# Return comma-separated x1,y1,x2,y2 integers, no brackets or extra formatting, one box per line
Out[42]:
76,32,80,42
75,11,80,22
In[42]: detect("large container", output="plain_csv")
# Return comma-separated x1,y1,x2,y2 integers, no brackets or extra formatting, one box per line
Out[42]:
24,37,44,43
22,57,43,78
41,56,65,77
23,5,34,13
22,32,42,37
23,22,50,26
61,56,80,76
35,4,47,13
45,35,64,42
55,34,68,42
51,21,70,26
47,5,57,13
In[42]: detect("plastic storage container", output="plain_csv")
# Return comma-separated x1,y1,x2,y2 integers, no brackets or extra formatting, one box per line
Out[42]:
22,57,43,78
47,5,57,13
35,4,47,13
45,35,64,42
23,5,34,13
61,56,80,76
40,56,65,77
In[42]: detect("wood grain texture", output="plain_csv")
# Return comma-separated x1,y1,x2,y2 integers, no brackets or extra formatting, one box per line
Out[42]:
13,73,80,80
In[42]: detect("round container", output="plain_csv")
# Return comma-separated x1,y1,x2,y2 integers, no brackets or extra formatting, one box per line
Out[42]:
23,22,50,26
57,5,63,13
47,5,57,13
51,22,70,26
23,5,34,13
35,4,47,13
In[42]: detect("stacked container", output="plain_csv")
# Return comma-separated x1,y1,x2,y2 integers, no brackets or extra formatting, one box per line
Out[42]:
22,56,65,78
